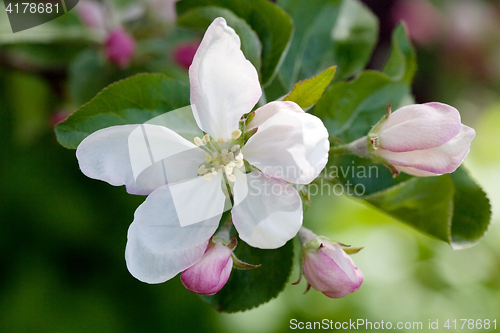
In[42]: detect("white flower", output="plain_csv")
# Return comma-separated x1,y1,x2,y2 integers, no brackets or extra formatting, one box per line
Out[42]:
76,17,329,283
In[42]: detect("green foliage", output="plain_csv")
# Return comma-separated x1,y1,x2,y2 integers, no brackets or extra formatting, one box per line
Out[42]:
284,66,336,110
201,238,294,312
176,0,293,85
315,23,491,248
448,167,492,249
274,0,378,96
56,74,190,149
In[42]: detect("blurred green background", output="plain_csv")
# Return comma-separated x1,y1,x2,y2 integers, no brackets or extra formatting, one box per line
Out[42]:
1,0,500,332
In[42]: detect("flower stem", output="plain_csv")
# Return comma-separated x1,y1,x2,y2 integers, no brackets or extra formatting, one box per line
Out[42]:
297,227,316,246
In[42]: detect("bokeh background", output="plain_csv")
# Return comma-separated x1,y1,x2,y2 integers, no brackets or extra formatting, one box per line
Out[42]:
1,0,500,332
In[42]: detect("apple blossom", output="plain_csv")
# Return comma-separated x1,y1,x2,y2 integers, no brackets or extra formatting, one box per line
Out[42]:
76,17,329,284
105,28,136,68
294,228,363,298
343,102,475,177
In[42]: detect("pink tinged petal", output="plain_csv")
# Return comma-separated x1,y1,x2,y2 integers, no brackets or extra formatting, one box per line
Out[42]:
128,124,205,190
376,124,476,176
378,102,462,152
246,101,305,130
231,171,303,249
303,242,363,298
189,17,261,141
125,186,220,284
242,102,329,184
77,125,153,195
180,242,233,295
169,172,226,227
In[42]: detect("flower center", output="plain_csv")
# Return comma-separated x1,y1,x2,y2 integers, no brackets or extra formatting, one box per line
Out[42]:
193,130,244,182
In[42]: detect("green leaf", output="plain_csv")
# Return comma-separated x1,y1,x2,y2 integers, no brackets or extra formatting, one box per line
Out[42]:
449,167,492,249
363,176,455,243
383,23,417,84
56,74,190,149
275,0,378,93
176,0,293,85
200,238,294,312
315,71,411,143
284,66,336,110
177,6,262,74
360,168,491,249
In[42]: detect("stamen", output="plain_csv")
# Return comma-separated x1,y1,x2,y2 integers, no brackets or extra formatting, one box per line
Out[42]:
228,152,234,161
194,137,203,146
212,152,219,159
231,129,242,140
235,160,244,168
203,134,210,142
203,173,212,181
225,165,234,176
227,174,236,182
231,145,240,152
198,165,208,175
217,138,225,143
235,153,243,161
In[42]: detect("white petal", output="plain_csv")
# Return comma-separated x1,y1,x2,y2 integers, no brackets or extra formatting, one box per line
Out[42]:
76,125,151,195
378,102,461,152
242,102,329,184
246,101,305,129
189,17,261,141
128,124,206,190
377,124,476,175
125,186,220,283
169,172,227,227
231,171,303,249
145,106,204,142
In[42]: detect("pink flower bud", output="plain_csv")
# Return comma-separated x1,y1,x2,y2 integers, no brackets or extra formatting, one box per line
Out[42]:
369,103,475,177
180,240,233,295
295,228,363,299
173,41,200,70
391,0,442,45
302,242,363,298
77,1,106,30
104,28,136,69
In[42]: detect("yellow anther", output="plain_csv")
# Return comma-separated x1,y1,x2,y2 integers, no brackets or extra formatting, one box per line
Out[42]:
194,137,203,146
235,153,243,161
221,149,228,156
227,174,236,182
212,152,219,159
217,138,225,143
225,165,234,176
198,165,208,175
203,173,212,181
231,129,242,140
231,145,240,152
203,134,210,142
228,152,234,161
235,160,244,168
